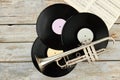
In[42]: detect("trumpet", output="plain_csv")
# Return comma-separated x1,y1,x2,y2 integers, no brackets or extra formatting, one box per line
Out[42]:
35,37,115,72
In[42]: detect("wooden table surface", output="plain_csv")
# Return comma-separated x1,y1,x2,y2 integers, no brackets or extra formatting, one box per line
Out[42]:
0,0,120,80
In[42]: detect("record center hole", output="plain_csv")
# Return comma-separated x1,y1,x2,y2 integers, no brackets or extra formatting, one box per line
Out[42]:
88,38,91,41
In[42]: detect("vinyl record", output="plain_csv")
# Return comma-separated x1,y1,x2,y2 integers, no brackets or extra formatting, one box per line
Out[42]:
31,37,76,77
62,13,109,53
36,4,79,50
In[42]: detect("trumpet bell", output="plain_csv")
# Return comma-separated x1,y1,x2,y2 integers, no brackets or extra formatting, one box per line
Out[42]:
31,37,76,77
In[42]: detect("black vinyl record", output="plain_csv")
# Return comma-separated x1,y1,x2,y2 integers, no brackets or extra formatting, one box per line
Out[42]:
31,37,76,77
36,4,79,50
62,13,109,53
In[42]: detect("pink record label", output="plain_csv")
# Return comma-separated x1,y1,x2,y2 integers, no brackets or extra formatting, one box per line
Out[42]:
52,18,66,35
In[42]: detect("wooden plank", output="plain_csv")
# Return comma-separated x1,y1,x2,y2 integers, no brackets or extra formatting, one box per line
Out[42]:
0,43,32,62
0,41,119,62
0,0,64,24
0,62,119,80
0,25,37,42
0,24,119,43
0,0,119,24
99,41,120,60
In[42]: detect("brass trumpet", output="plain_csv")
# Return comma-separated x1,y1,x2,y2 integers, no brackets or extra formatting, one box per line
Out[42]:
35,37,115,72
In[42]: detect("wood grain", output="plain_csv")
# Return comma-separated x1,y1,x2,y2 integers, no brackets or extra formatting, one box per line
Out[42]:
0,43,32,62
0,0,119,24
0,0,119,79
0,0,64,24
0,24,119,43
0,25,37,42
0,41,119,62
0,62,119,80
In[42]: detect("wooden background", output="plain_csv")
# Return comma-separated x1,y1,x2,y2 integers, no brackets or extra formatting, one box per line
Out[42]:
0,0,120,80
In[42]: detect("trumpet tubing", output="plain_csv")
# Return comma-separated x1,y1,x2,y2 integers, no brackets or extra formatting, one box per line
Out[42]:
36,37,115,72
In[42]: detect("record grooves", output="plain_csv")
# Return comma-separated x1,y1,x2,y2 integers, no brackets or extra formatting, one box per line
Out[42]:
62,13,109,53
36,4,79,50
31,37,76,77
32,3,110,78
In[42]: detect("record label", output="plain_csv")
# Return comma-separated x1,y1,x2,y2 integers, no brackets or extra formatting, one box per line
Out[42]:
52,18,66,35
36,4,79,50
47,48,63,57
31,37,76,77
62,13,109,52
77,28,94,44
